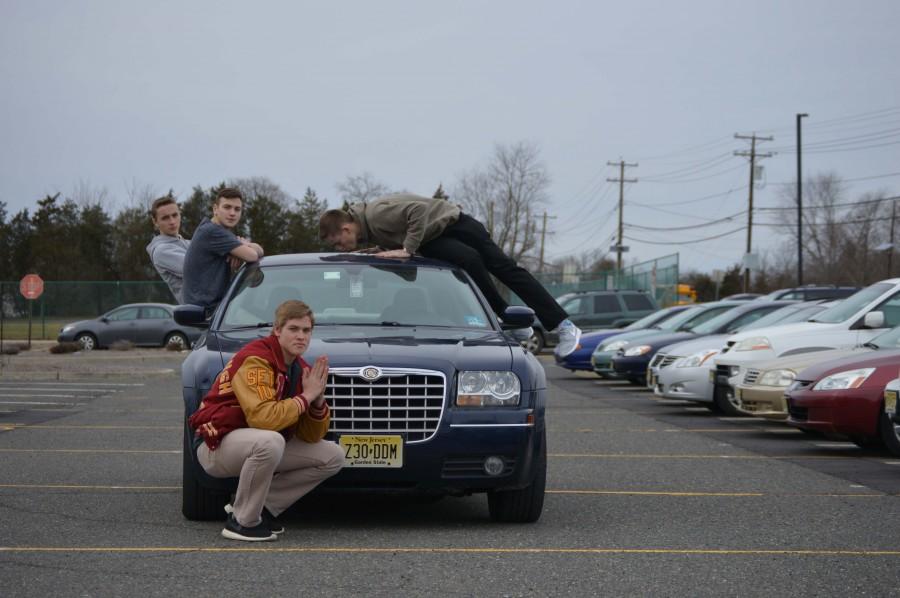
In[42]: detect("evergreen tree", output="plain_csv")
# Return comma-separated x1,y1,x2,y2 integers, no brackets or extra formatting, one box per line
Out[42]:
112,206,158,280
285,187,329,252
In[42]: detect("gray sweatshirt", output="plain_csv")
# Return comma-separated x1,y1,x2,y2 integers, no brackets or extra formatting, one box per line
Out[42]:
146,234,191,303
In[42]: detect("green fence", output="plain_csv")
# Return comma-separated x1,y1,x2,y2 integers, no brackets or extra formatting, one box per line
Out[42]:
508,254,681,307
0,281,173,341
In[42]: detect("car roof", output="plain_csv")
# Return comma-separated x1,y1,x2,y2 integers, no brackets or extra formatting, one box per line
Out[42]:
258,252,457,269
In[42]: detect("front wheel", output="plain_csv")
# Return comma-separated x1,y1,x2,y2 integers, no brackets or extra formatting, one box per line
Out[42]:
713,385,744,416
521,330,545,354
74,332,97,351
879,411,900,457
182,427,230,521
487,431,546,523
165,331,191,350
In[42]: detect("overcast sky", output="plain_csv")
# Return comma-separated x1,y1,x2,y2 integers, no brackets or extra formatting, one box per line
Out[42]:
2,0,898,274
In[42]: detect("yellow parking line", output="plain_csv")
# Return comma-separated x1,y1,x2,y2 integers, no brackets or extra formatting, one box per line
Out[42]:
0,484,179,490
550,453,863,460
546,490,888,498
0,449,179,454
2,546,899,556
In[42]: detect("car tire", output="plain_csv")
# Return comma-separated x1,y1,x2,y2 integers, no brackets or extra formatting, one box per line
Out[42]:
879,411,900,457
74,332,97,351
849,434,885,450
627,376,646,386
521,329,545,355
165,332,191,350
182,426,230,521
487,430,546,523
712,385,745,416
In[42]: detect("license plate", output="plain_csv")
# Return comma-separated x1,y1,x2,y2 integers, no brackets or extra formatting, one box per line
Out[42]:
885,390,898,415
339,435,403,468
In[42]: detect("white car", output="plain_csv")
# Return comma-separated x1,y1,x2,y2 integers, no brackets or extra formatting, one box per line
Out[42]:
653,300,834,407
712,279,900,414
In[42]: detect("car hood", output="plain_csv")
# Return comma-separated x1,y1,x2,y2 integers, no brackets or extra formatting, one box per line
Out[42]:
657,334,728,357
625,331,696,350
744,347,868,375
596,328,668,349
208,326,518,372
61,319,95,331
795,348,900,382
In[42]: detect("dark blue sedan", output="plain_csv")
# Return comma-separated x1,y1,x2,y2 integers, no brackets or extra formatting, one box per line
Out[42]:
176,253,547,523
553,305,690,371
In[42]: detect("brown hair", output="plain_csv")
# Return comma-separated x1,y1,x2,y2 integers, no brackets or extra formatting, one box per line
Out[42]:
318,209,354,239
215,187,243,204
150,195,177,220
274,300,315,329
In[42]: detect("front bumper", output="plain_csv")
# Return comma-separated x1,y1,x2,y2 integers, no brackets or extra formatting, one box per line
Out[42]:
735,385,789,419
612,354,651,377
591,351,622,378
786,388,882,436
656,366,714,402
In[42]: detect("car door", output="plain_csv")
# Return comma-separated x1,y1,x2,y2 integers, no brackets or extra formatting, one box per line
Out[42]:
590,294,623,328
136,306,172,346
98,306,140,345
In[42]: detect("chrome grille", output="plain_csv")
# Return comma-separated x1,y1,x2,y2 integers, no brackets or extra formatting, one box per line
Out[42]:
650,353,666,368
326,367,446,443
660,355,679,368
743,369,761,385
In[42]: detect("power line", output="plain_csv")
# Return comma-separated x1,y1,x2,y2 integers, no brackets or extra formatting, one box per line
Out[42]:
629,183,748,208
624,210,747,231
624,226,745,245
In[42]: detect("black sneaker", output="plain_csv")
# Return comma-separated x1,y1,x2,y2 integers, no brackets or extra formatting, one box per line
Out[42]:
224,503,284,535
221,513,277,542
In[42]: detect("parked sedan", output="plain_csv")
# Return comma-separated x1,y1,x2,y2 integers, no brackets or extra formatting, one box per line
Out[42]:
554,305,690,372
57,303,203,350
654,300,834,413
785,342,900,455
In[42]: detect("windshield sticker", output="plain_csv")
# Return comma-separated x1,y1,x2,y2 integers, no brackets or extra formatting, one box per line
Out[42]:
465,315,487,327
350,279,363,298
324,271,341,280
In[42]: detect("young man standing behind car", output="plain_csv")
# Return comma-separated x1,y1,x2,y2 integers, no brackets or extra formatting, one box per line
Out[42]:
182,187,264,313
146,195,191,303
188,300,345,541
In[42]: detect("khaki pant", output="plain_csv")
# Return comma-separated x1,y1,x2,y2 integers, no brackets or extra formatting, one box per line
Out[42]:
197,428,344,527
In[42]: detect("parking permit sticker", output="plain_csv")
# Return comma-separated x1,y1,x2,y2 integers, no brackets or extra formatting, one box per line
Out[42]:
465,315,487,327
324,272,341,280
350,279,363,298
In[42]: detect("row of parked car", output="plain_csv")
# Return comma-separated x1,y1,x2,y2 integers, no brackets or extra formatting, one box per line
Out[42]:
553,282,900,455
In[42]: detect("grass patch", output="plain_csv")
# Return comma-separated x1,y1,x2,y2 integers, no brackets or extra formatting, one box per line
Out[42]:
0,318,78,341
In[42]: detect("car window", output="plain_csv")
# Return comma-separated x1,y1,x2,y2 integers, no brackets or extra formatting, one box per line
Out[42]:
867,325,900,349
623,306,683,331
221,264,493,329
562,297,591,315
106,307,140,321
677,305,735,331
876,293,900,327
622,294,653,310
140,307,170,320
779,291,803,300
811,283,893,323
593,295,620,313
740,303,827,331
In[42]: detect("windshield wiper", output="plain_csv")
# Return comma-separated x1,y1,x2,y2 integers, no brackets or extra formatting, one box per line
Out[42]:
221,322,273,331
863,341,880,350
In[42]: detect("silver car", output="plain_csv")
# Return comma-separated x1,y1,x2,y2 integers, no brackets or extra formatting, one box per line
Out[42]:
57,303,204,350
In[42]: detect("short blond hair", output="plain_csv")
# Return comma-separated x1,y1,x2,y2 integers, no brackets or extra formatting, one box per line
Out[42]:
274,300,315,329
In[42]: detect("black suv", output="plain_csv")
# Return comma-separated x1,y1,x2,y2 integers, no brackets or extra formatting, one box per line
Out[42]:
523,289,659,353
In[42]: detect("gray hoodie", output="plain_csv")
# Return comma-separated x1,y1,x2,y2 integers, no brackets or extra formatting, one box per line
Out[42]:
146,234,191,303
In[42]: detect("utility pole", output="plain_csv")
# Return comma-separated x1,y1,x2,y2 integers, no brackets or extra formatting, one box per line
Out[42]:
734,134,774,292
796,113,808,285
538,211,557,273
889,199,897,278
606,159,638,273
487,201,494,237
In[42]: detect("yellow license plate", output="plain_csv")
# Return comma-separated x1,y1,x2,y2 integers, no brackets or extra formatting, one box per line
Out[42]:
885,390,898,415
339,435,403,468
709,370,715,382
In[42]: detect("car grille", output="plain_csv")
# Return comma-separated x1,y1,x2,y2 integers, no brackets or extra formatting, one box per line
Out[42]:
650,353,666,368
659,355,679,368
326,367,446,443
441,456,517,478
743,369,761,385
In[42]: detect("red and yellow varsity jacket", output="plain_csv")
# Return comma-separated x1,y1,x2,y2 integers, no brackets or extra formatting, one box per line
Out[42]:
188,334,330,449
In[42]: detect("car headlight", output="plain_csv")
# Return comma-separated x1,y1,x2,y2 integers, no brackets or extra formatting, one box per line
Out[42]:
733,336,771,352
678,349,718,368
812,368,875,391
601,340,629,353
61,325,74,333
623,345,652,357
456,371,521,407
758,369,796,387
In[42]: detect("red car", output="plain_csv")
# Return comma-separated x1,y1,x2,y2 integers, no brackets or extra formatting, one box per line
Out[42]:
786,349,900,454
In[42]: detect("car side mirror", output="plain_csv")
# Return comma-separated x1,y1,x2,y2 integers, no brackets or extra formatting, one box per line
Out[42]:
500,306,535,329
864,311,885,329
174,304,209,329
99,317,109,323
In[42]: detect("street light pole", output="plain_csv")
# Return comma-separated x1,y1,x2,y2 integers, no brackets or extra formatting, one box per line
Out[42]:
797,113,808,286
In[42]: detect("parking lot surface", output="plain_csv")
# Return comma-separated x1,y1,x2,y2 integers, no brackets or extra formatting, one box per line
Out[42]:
1,350,899,596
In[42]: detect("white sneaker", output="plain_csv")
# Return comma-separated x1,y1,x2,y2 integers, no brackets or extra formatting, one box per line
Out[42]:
510,326,534,342
554,320,582,357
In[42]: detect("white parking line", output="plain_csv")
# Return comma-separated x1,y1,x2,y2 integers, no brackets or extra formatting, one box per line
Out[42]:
0,394,83,399
0,401,84,406
0,382,143,387
814,442,857,449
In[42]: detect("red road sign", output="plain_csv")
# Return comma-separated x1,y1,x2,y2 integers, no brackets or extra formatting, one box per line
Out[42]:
19,274,44,299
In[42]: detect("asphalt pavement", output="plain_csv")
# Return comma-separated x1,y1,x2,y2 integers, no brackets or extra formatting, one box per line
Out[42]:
1,351,899,597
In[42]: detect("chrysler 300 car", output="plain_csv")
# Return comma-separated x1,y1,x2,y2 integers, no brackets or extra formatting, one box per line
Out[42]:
176,253,547,523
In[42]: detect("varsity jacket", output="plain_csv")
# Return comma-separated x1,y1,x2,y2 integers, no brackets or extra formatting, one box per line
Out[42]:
188,334,330,449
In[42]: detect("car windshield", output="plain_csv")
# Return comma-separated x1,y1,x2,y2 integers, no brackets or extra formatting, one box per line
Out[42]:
864,325,900,349
623,306,681,331
672,304,737,332
808,283,892,324
220,263,493,330
739,302,828,331
651,305,705,330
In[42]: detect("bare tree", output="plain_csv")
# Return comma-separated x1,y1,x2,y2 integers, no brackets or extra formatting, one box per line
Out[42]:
453,141,550,262
229,176,293,208
336,172,391,206
123,178,160,210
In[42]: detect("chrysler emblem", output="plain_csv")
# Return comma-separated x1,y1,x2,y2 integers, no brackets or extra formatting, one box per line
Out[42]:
361,366,382,381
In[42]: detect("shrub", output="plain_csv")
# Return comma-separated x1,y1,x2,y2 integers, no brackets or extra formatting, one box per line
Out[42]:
49,342,80,354
1,344,21,355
